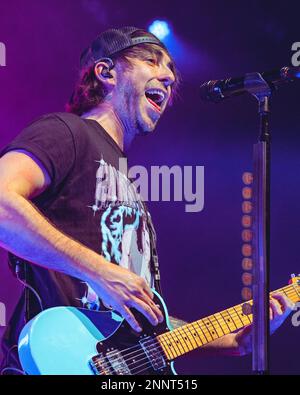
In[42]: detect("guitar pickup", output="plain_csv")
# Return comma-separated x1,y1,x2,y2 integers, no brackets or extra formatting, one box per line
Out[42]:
140,337,166,371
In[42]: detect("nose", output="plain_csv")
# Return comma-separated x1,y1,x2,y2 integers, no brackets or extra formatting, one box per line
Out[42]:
157,64,175,89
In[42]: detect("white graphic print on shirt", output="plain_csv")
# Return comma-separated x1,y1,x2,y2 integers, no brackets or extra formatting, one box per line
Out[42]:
81,159,152,310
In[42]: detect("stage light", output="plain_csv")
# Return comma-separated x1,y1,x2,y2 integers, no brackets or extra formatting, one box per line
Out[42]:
148,20,170,41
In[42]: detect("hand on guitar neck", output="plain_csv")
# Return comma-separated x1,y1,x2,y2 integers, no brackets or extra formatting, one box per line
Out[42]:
233,292,295,356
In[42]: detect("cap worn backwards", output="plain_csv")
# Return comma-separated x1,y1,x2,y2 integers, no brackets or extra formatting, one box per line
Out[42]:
80,26,168,68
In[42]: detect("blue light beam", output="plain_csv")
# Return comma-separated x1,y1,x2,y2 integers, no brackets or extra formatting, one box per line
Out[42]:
148,20,171,41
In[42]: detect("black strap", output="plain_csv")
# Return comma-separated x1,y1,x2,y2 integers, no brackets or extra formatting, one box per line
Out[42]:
9,254,31,322
142,204,163,297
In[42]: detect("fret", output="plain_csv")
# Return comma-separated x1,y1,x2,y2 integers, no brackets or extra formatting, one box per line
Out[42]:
160,333,178,360
286,288,298,298
228,307,244,329
170,331,188,354
236,305,252,325
273,285,299,300
220,310,237,331
209,314,227,337
286,289,299,303
188,323,204,347
241,311,252,325
291,284,300,300
191,322,208,345
213,312,231,334
207,315,222,338
232,306,248,326
195,320,211,343
173,329,189,355
281,288,292,300
173,332,187,356
196,320,213,342
182,325,198,349
202,317,219,340
177,327,195,351
171,329,188,354
157,336,181,360
165,331,183,357
180,326,199,349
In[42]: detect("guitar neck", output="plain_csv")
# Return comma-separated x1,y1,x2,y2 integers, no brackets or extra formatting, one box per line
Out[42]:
157,283,300,361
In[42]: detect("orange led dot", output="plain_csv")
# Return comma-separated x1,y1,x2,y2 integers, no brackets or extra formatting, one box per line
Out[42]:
242,172,253,185
242,287,252,301
242,244,252,257
241,303,252,315
242,201,253,214
242,187,252,199
242,229,253,242
242,258,253,271
242,215,252,228
242,272,253,286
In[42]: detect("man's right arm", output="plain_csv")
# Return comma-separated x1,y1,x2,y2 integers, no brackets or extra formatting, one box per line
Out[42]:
0,151,163,331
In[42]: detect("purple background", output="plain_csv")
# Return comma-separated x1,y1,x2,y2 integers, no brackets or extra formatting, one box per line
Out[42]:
0,0,299,374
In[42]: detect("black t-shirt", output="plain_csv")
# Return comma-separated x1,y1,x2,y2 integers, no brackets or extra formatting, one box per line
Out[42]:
0,112,157,370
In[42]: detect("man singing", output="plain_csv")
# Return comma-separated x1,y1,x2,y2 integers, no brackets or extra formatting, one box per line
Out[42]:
0,27,294,374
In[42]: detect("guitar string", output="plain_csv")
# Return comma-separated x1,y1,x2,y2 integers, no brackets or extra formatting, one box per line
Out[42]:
94,348,162,375
93,286,299,375
92,285,298,374
292,282,300,298
92,286,299,373
94,306,299,374
94,300,299,374
93,341,171,375
92,309,242,373
105,288,299,375
94,353,163,376
93,339,165,372
94,301,252,370
129,358,165,375
95,289,293,368
97,285,298,364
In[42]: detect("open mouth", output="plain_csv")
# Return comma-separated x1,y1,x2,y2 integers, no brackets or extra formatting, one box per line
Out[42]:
145,88,166,112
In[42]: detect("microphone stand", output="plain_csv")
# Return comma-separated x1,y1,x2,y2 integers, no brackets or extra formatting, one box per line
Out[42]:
245,73,272,375
201,67,299,374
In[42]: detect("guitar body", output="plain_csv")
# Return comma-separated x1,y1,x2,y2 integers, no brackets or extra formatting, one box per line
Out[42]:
18,289,176,375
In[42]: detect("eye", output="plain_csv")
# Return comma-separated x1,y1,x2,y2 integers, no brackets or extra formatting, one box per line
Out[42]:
145,58,156,65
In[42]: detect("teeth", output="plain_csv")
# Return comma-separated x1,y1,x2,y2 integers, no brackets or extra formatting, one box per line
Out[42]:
145,89,166,103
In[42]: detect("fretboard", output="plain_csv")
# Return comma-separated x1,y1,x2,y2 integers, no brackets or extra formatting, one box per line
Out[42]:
157,283,300,361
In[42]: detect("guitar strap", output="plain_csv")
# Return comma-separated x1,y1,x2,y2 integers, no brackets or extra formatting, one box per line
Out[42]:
9,253,31,322
142,203,163,297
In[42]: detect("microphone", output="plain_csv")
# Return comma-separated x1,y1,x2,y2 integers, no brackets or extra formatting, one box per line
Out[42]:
200,66,300,103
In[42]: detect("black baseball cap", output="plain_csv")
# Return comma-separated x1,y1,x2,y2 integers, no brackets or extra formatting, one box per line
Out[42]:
80,26,169,68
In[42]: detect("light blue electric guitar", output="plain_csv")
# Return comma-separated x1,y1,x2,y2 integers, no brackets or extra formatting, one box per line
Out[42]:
18,277,300,375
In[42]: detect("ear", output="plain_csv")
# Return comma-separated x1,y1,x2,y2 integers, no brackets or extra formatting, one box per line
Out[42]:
94,60,117,90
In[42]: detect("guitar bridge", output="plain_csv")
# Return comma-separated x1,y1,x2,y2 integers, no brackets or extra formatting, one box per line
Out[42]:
89,350,131,375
